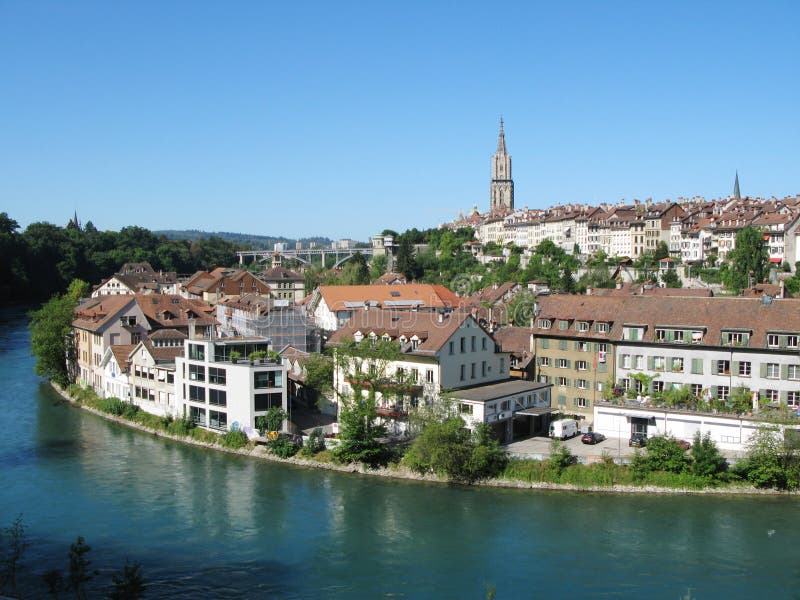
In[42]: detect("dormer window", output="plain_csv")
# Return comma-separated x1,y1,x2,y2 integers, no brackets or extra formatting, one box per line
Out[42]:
558,320,569,331
538,319,551,330
595,322,609,333
576,321,589,332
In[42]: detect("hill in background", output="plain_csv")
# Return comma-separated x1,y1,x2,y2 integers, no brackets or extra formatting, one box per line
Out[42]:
155,229,334,249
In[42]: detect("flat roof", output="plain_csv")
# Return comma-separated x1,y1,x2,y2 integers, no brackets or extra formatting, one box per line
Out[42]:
453,380,552,403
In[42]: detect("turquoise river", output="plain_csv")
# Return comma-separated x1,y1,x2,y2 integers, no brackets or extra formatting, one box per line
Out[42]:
2,308,800,598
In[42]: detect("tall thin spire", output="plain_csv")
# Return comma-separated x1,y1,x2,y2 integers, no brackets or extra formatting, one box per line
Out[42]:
497,117,506,154
733,171,741,200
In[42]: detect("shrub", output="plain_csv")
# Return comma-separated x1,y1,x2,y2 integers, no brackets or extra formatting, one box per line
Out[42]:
547,440,575,476
267,437,300,458
220,430,249,449
167,417,196,437
690,432,727,478
305,428,326,454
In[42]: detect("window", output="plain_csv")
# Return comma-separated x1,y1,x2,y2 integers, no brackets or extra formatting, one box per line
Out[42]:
556,377,569,387
255,393,282,411
538,319,551,330
576,379,588,389
449,341,454,355
762,389,778,402
715,360,730,375
691,384,703,397
556,358,568,369
623,327,642,341
788,391,800,407
460,365,465,381
725,331,747,346
595,322,609,333
426,369,434,383
537,374,551,384
788,365,800,380
209,367,226,385
189,364,205,382
787,335,798,349
481,361,487,377
500,358,505,373
634,355,644,370
653,381,664,393
717,386,729,401
500,400,510,411
254,371,282,388
577,321,589,332
459,337,465,353
470,363,476,379
598,343,608,353
577,341,590,352
621,354,631,369
575,397,588,408
576,360,588,371
558,320,569,330
167,372,174,384
209,410,227,430
411,368,419,383
209,389,227,406
766,363,780,379
673,330,684,343
482,338,487,351
539,357,550,367
767,334,780,348
460,403,473,415
471,336,476,352
656,329,666,342
653,356,665,371
189,406,206,425
731,361,751,378
189,385,205,403
188,344,205,361
671,358,684,372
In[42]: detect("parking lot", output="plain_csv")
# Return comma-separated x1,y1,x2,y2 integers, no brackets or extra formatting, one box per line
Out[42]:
504,434,638,463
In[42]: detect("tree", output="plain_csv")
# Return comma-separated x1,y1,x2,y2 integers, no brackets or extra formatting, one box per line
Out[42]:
654,241,670,261
396,236,418,281
690,432,727,478
637,436,690,475
0,514,29,596
68,536,94,600
369,254,388,281
560,264,576,293
29,279,88,387
661,268,681,288
505,290,536,327
727,226,768,292
303,353,334,410
109,560,145,600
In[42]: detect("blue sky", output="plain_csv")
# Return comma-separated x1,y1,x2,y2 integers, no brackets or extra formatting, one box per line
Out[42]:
2,1,798,241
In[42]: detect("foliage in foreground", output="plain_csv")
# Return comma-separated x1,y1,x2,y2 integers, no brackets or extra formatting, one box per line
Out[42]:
402,419,508,483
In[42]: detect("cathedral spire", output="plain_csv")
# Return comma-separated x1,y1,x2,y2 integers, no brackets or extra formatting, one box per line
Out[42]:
497,117,506,154
489,118,513,212
733,171,741,200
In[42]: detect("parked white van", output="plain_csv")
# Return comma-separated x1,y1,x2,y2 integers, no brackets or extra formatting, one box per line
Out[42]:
549,419,579,440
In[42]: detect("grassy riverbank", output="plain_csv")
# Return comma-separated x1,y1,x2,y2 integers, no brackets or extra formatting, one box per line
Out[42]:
54,384,795,496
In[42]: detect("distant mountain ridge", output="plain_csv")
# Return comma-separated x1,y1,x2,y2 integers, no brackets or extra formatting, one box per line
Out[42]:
155,229,333,249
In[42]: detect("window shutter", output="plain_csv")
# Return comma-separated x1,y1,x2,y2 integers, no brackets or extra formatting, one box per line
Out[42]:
731,361,739,375
542,339,549,349
598,363,607,373
566,359,572,369
780,391,788,402
781,364,789,380
647,356,655,370
564,378,571,387
760,363,767,378
593,343,599,351
711,386,718,398
574,341,580,350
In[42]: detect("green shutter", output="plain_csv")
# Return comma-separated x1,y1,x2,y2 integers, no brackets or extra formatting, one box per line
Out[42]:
574,341,580,350
598,363,607,373
732,361,739,375
760,363,767,378
542,339,549,349
593,343,599,351
558,395,566,406
781,364,789,380
691,358,703,375
565,359,572,369
647,356,655,370
711,386,718,398
559,340,567,350
780,391,788,402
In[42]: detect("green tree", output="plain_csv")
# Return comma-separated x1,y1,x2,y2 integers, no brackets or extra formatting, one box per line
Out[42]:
505,290,536,327
369,254,388,281
727,226,768,291
0,515,28,596
661,268,681,288
641,436,690,474
303,353,334,410
654,241,670,261
29,280,88,387
396,236,418,281
560,264,576,293
690,432,727,478
109,560,145,600
68,536,94,600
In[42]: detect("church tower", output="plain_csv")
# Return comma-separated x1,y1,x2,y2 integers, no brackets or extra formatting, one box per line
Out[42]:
489,118,514,212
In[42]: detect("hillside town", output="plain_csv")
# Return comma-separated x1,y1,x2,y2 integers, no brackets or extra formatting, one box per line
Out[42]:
55,122,800,464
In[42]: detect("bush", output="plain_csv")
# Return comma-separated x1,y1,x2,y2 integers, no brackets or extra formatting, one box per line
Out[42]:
690,432,727,478
167,417,196,437
267,437,300,458
547,440,575,476
638,436,691,475
305,428,326,454
220,429,249,449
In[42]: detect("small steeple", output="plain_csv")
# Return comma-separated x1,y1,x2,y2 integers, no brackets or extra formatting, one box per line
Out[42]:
497,117,506,154
733,171,741,200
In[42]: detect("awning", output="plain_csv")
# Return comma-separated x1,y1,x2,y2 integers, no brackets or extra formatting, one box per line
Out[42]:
515,407,557,416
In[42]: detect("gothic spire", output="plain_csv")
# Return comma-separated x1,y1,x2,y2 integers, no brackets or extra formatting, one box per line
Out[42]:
497,117,506,154
733,171,741,200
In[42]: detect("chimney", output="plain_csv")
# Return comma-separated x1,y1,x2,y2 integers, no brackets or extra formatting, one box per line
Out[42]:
188,318,197,340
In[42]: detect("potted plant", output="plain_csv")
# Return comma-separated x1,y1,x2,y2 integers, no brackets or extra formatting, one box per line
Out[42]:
230,351,241,364
248,350,265,364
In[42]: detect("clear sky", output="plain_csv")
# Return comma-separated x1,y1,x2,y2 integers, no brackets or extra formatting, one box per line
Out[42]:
2,1,799,241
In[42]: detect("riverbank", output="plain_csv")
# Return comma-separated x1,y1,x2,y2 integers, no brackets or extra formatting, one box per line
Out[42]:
52,383,793,496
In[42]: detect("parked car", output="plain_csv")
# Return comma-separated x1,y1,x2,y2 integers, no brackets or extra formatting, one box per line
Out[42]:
629,433,647,447
676,439,692,451
581,432,606,445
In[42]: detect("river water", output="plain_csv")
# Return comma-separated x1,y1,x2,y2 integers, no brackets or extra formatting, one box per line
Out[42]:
2,308,799,598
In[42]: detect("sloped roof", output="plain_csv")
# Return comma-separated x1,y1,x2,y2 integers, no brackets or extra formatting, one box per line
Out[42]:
329,310,471,355
73,296,136,332
135,294,216,328
110,344,136,372
148,328,188,340
262,267,303,281
318,284,464,312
